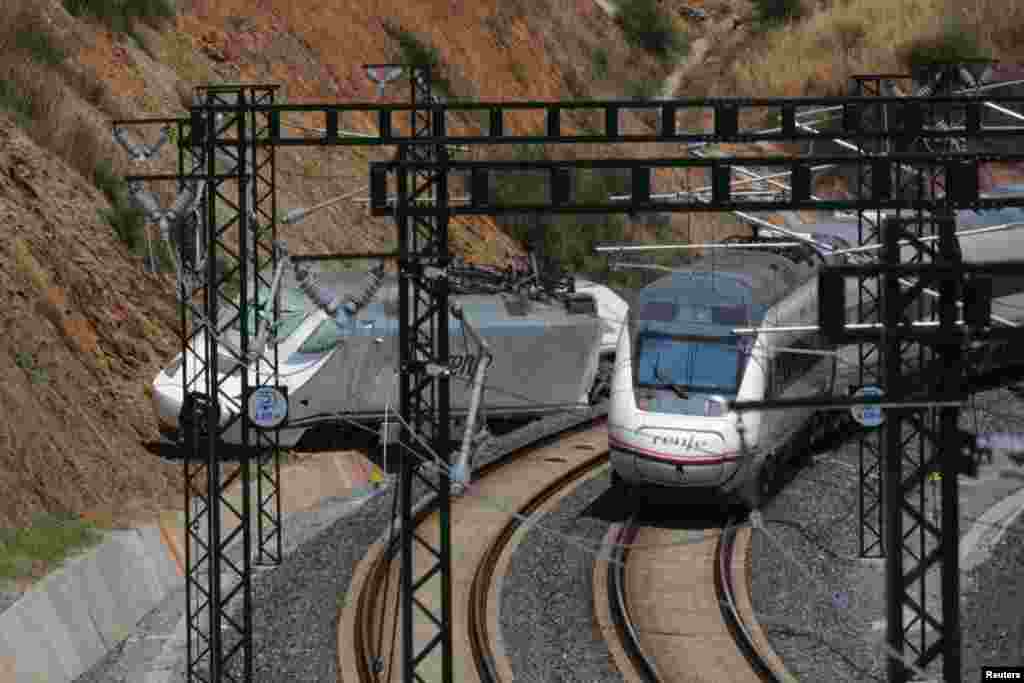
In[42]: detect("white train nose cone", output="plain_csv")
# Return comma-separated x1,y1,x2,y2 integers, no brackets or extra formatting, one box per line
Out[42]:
632,427,736,488
153,376,184,430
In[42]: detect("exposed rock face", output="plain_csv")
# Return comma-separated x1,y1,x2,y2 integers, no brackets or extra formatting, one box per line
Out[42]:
0,0,668,532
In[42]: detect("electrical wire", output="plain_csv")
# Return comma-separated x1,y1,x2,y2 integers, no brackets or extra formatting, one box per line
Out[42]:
376,465,400,682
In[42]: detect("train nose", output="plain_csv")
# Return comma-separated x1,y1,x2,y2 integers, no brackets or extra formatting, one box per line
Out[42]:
152,378,184,431
636,427,738,488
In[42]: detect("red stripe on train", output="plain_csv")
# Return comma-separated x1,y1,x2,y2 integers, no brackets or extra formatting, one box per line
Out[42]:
608,434,741,464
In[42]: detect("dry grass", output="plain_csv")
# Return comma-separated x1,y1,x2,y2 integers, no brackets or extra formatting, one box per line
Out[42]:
941,0,1024,61
0,0,121,185
732,0,940,96
729,0,1024,97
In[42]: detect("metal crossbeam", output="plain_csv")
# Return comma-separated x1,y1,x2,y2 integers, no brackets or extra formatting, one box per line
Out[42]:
367,154,1024,216
212,94,1024,146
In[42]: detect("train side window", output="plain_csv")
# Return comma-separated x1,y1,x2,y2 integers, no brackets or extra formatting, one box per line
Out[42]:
565,294,597,315
771,333,821,396
503,296,532,316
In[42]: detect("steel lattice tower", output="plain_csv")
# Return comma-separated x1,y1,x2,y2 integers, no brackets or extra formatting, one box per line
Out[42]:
181,84,282,683
849,73,909,559
393,66,455,683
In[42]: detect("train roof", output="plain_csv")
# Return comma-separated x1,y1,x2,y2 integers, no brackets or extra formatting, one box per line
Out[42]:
642,249,815,309
276,269,600,328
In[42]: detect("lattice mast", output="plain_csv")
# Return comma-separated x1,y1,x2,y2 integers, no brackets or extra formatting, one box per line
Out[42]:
391,64,456,683
180,84,282,683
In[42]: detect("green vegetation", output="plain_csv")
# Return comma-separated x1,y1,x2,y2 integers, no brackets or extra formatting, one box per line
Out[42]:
61,0,175,34
617,0,687,61
752,0,805,28
628,77,662,100
592,47,609,80
381,21,453,96
94,159,153,259
0,79,34,125
903,20,990,65
493,145,638,287
0,513,103,582
14,351,48,384
510,60,529,86
14,26,67,67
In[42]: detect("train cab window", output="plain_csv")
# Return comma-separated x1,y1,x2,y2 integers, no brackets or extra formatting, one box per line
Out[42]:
298,318,345,354
565,294,597,315
503,296,532,317
712,304,750,326
638,300,677,322
229,285,311,343
634,333,742,396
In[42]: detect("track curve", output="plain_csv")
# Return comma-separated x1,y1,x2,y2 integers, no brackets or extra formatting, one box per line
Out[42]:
467,446,610,682
340,416,609,683
601,514,787,682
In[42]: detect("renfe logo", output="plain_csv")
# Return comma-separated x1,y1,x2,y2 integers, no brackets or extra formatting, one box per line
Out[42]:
649,430,722,454
449,353,483,379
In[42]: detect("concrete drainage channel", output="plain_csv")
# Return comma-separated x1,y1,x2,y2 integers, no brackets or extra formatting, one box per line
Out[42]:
0,525,182,683
0,450,383,683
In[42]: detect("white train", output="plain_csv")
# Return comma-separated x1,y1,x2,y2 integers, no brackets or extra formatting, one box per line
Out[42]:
608,199,1024,506
607,240,840,505
152,262,627,450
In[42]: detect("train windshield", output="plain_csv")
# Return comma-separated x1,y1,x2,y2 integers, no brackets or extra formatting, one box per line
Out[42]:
227,282,312,343
635,332,744,395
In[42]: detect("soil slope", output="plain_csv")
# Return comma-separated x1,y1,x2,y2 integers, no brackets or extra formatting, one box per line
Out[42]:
0,0,683,535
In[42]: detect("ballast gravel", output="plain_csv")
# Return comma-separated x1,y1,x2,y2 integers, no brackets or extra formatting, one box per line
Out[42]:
960,511,1024,680
499,473,620,683
750,441,889,682
750,401,1024,682
70,393,1024,682
73,407,605,682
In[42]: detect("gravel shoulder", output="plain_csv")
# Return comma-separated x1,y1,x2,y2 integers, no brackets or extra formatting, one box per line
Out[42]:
499,470,621,683
72,409,605,682
750,398,1024,682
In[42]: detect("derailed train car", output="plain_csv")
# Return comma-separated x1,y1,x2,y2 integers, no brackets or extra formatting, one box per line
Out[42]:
152,265,627,448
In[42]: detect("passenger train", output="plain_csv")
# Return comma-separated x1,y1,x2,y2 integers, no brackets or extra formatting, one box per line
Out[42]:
607,240,841,505
152,261,628,449
608,193,1024,506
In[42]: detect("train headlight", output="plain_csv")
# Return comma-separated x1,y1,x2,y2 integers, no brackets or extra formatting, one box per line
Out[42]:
636,387,654,411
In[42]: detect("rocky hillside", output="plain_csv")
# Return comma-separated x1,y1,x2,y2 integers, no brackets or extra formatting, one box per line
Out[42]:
0,0,703,531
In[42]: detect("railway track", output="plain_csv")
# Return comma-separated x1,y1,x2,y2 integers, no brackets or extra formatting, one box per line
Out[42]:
598,513,789,682
339,413,610,683
338,407,791,683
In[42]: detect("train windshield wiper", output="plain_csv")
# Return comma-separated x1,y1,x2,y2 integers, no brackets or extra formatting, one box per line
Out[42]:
653,357,689,399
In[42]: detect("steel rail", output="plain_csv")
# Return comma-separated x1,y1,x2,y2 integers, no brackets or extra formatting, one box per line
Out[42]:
607,515,661,682
352,409,608,682
467,448,609,682
716,520,785,682
605,515,784,682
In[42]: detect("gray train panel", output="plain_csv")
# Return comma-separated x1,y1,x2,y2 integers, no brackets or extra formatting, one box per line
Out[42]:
260,268,601,420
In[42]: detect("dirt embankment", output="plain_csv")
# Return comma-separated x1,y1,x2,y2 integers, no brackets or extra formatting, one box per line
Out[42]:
0,0,686,531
